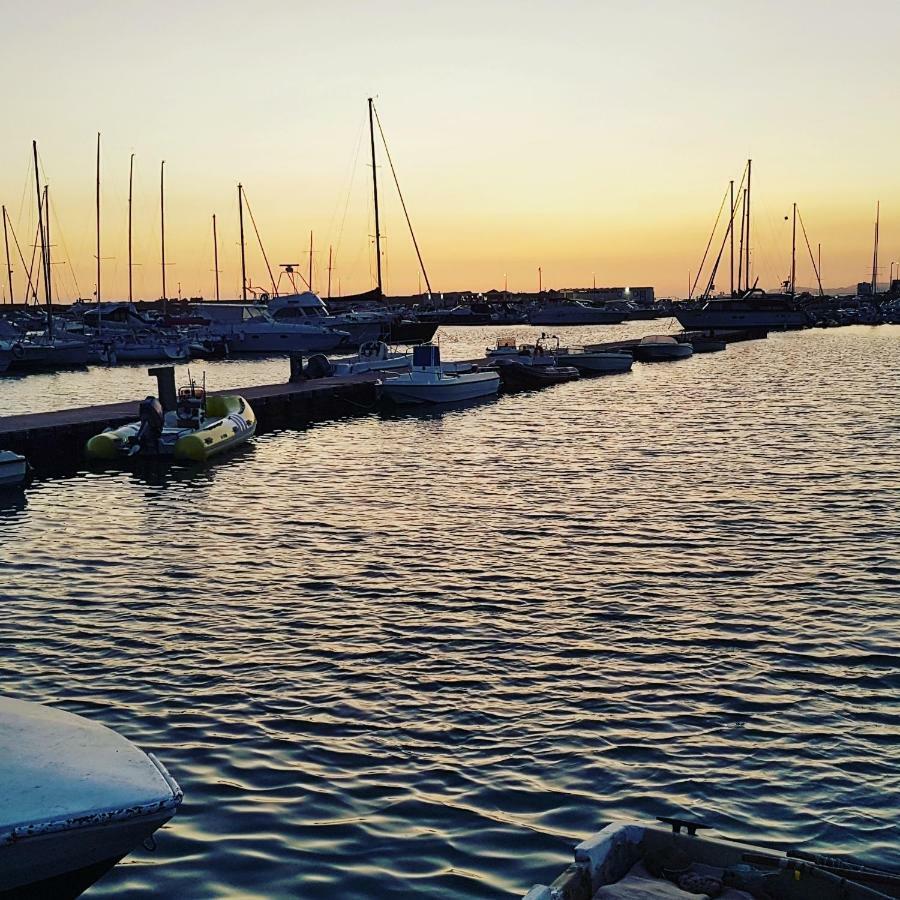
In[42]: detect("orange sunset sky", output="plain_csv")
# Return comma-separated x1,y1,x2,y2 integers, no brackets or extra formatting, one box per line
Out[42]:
1,0,898,302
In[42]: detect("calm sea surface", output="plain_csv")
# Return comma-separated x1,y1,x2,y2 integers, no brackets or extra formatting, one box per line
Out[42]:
1,324,898,898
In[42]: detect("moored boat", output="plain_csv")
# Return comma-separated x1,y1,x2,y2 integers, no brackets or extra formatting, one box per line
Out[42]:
0,450,29,487
633,334,694,361
554,347,634,374
86,376,256,461
0,696,182,899
378,344,499,404
524,817,900,900
495,359,580,390
675,289,811,331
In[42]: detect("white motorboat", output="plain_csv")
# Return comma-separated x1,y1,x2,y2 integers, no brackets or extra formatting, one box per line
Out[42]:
193,303,348,353
524,817,897,900
3,334,90,370
108,333,190,362
555,347,634,374
528,300,626,326
486,338,520,357
0,696,182,898
267,291,388,347
378,344,499,404
0,451,29,486
330,341,412,376
633,334,694,361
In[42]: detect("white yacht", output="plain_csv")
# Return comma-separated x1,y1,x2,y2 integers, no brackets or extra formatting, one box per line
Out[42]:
528,301,626,326
194,303,348,353
675,289,810,330
267,292,388,347
0,696,182,897
378,344,499,404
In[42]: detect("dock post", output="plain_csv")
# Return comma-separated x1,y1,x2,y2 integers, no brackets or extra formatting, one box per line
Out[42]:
148,366,177,411
289,353,304,383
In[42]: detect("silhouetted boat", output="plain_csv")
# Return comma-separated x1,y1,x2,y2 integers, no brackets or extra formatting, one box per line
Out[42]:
676,289,810,331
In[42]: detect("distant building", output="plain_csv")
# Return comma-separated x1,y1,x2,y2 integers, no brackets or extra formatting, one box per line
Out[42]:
857,282,874,296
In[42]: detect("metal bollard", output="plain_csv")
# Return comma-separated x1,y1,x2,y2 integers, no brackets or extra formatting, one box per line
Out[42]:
289,352,304,383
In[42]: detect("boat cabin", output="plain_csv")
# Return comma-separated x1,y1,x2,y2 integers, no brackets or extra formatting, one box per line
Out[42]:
412,344,441,369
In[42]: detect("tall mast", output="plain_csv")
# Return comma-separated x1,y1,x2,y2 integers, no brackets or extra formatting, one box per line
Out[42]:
818,242,822,290
96,132,101,313
212,213,220,301
45,187,54,322
871,200,880,296
308,230,313,293
729,179,734,296
160,160,167,315
32,140,52,337
238,183,247,301
538,266,542,293
327,244,333,299
737,188,746,292
790,202,797,296
2,206,12,305
368,97,383,295
745,158,752,291
128,153,134,302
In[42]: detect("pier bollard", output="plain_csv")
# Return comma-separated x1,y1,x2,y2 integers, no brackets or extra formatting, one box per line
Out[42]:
148,366,177,411
289,353,305,383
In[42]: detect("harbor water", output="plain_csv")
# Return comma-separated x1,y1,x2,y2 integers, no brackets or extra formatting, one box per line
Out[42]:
1,324,898,898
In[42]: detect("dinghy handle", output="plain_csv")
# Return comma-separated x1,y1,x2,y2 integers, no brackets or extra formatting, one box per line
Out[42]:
656,815,710,836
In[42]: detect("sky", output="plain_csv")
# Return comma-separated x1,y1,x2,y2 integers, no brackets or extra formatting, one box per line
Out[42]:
1,0,898,302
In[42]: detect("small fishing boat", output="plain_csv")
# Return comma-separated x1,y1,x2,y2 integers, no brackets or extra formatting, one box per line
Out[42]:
0,450,29,487
495,359,580,390
524,817,900,900
330,340,412,375
0,696,182,899
633,334,694,361
86,375,256,461
554,347,634,374
486,338,520,357
683,333,727,352
378,344,499,404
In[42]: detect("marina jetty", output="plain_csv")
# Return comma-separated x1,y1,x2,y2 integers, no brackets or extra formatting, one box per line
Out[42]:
0,329,770,466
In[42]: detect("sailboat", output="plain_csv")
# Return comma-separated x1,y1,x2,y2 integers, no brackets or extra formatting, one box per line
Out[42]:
3,142,89,371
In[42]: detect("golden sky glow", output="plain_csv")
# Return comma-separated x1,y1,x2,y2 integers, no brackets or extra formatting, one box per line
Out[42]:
1,0,898,301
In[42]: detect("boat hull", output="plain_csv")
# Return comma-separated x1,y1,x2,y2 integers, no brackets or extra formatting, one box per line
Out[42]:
7,341,90,370
379,371,500,404
496,362,580,390
0,697,182,898
675,310,808,330
634,343,693,361
388,321,439,345
555,351,633,374
221,329,345,353
0,453,28,487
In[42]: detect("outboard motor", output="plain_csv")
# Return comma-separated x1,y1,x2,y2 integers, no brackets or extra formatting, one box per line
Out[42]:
131,395,165,453
305,354,334,379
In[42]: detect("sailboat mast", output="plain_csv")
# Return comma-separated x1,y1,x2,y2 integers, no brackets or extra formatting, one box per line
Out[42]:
160,160,167,315
128,153,134,303
213,213,220,301
790,202,797,296
729,179,734,296
368,97,383,295
44,187,54,321
327,245,333,300
745,158,752,291
2,206,12,305
238,183,247,302
871,201,880,295
96,133,101,313
737,188,746,292
308,230,313,293
32,140,52,336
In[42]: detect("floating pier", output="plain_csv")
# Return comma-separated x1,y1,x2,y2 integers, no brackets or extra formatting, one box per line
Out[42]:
0,372,379,465
0,328,770,467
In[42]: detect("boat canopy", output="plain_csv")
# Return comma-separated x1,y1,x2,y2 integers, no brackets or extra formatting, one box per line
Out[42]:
640,334,677,344
413,344,441,368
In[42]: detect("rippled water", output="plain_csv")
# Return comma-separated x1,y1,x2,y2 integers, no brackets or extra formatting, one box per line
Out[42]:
1,325,898,898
